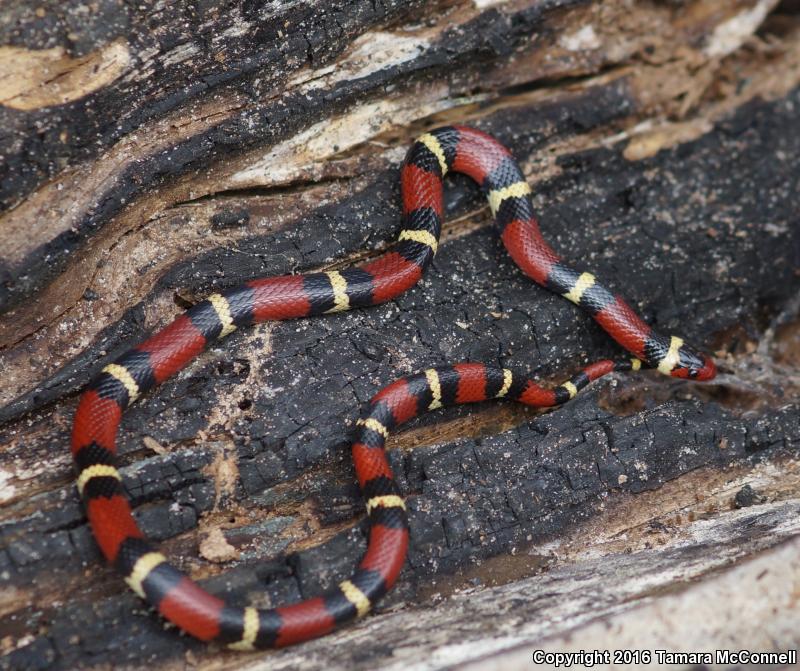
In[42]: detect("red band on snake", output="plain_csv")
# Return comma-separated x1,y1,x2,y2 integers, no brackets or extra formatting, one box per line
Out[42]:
71,126,716,649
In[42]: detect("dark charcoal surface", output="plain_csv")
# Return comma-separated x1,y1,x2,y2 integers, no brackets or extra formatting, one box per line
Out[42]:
1,83,799,670
0,0,588,313
0,78,637,424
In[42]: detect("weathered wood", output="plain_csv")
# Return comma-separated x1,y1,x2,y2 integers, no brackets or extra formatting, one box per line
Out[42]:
1,0,799,669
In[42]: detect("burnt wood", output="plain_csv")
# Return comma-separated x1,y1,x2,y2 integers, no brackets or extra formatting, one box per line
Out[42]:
1,1,799,669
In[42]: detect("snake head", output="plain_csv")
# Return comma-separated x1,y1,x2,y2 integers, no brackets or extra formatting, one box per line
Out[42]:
646,334,717,380
671,343,717,381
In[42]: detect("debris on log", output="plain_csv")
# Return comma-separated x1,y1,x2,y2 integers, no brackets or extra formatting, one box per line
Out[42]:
1,1,799,669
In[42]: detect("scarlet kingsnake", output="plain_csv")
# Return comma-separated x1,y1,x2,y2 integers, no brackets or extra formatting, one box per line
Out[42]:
71,126,716,649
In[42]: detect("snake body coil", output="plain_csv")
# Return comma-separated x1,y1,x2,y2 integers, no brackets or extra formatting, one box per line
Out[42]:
71,126,715,649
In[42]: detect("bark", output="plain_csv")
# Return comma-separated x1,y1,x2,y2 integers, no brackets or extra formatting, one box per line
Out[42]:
1,0,799,669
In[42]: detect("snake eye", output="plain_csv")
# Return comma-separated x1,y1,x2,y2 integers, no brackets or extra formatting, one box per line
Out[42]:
688,368,699,379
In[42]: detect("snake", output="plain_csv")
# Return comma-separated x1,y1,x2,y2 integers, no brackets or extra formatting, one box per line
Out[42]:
70,125,716,650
